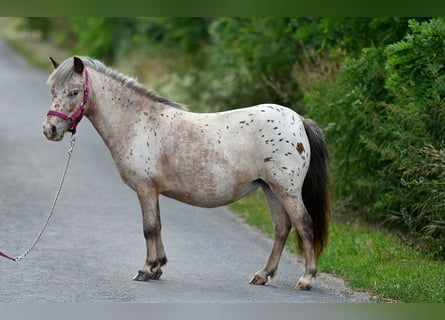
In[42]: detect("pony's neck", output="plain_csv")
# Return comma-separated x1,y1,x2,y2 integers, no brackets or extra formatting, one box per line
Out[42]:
84,69,164,152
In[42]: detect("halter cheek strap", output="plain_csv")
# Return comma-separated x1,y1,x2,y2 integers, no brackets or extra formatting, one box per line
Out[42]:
47,68,90,135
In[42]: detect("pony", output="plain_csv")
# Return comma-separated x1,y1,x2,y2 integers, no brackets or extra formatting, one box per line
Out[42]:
43,56,329,290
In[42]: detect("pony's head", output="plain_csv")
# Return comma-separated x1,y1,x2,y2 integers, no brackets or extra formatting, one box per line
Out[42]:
43,56,89,141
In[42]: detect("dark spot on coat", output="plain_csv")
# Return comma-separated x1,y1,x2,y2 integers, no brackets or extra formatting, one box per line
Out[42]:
296,143,305,154
264,157,272,162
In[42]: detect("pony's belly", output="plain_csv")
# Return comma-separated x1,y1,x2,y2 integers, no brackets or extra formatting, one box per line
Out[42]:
161,179,262,208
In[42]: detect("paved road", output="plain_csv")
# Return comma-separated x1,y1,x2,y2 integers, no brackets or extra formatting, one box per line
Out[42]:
0,38,367,302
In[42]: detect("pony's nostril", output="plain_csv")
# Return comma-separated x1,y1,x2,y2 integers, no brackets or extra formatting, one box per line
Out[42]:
51,125,57,135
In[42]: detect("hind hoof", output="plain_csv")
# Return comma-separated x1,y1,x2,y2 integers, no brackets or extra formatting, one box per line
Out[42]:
296,280,313,290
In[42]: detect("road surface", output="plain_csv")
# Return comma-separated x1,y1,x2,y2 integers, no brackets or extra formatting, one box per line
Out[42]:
0,38,369,302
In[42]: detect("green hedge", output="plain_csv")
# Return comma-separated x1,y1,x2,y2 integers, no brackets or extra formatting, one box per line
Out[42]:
306,18,445,258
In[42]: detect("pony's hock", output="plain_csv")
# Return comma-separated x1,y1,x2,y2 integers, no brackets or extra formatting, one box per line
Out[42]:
43,56,330,290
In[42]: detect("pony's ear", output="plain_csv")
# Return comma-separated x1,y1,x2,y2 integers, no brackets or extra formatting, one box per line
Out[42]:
73,56,84,74
49,57,60,69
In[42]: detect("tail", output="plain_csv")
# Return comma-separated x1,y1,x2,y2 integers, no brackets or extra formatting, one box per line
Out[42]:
297,118,330,260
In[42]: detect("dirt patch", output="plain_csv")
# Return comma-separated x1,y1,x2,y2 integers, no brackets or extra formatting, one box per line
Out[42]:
315,272,373,303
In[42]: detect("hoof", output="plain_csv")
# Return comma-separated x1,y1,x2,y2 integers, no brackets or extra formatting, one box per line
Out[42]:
249,274,268,285
133,271,151,281
151,268,163,280
295,281,312,291
133,268,163,281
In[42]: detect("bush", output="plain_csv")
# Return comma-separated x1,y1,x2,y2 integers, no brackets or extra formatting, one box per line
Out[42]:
306,18,445,258
206,18,305,110
382,18,445,258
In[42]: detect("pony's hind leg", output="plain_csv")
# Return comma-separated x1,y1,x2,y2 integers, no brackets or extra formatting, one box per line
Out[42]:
249,184,291,285
133,185,167,281
279,192,317,290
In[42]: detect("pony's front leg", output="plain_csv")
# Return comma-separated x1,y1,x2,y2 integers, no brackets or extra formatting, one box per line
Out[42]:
133,185,167,281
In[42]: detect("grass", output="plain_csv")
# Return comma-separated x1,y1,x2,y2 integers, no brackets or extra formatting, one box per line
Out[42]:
230,189,445,303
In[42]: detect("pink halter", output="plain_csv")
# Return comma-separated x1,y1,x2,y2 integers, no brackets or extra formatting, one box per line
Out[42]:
47,67,89,134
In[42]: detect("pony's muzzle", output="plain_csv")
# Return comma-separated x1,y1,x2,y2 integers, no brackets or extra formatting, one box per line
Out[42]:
50,124,57,135
43,120,64,141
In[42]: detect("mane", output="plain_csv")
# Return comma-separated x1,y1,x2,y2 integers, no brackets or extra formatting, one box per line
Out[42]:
47,56,185,110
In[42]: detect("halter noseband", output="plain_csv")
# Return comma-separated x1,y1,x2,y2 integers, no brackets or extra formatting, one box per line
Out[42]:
47,67,90,135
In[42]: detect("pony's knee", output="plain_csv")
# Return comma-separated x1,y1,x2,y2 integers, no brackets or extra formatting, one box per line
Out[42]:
143,223,161,239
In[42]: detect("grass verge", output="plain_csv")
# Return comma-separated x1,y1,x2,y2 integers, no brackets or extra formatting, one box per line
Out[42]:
230,190,445,303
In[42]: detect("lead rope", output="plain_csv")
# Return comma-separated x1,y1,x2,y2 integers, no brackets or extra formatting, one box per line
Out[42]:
0,134,76,262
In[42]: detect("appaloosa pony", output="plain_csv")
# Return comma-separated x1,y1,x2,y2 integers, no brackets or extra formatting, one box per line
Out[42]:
43,56,329,290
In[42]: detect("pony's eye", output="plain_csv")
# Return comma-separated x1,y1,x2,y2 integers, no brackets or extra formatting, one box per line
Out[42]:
69,90,79,97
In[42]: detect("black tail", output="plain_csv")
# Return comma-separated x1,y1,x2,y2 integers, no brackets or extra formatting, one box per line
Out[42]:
298,118,330,260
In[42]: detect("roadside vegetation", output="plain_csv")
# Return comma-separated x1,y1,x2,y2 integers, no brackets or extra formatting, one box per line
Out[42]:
232,190,445,302
2,17,444,302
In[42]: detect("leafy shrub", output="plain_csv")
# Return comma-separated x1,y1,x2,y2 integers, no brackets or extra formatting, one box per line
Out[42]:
306,18,445,258
382,18,445,258
206,18,305,110
134,17,211,59
19,17,52,39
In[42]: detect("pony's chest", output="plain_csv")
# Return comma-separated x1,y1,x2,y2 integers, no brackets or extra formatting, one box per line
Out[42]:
112,131,162,183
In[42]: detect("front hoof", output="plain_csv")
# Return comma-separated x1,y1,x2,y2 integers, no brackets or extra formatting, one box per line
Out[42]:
133,271,151,281
249,274,268,285
150,268,163,280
